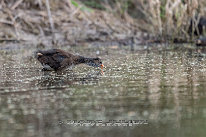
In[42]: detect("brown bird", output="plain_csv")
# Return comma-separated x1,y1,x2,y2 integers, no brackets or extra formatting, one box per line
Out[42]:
35,49,104,71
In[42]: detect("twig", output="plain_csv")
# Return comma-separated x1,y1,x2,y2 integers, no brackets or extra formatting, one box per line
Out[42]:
0,0,6,8
45,0,54,33
0,19,13,25
45,0,56,44
11,0,23,10
37,0,42,9
0,38,19,41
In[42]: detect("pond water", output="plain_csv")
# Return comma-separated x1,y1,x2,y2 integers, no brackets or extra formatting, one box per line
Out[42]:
0,44,206,137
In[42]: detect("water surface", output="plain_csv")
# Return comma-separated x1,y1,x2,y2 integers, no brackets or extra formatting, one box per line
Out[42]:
0,44,206,137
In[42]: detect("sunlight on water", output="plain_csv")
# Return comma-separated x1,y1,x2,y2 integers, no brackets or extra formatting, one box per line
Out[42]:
0,45,206,137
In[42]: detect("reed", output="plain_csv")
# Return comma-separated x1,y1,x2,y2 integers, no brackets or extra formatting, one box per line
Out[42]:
111,0,206,42
87,0,206,41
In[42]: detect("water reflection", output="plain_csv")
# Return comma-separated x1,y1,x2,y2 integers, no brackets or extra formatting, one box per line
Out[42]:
0,46,206,137
36,70,102,88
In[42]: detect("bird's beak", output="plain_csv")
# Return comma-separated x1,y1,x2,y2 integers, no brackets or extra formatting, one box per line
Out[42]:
37,53,43,56
100,64,104,69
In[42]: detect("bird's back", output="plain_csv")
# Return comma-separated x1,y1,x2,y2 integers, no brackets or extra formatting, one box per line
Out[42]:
36,49,75,71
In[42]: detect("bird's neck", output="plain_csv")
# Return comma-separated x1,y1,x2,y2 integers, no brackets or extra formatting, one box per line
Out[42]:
75,56,93,65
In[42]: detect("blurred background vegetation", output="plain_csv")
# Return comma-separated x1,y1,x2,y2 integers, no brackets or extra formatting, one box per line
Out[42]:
0,0,206,45
80,0,206,41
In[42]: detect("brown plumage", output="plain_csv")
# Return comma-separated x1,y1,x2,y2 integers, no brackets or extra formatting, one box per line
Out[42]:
35,49,104,71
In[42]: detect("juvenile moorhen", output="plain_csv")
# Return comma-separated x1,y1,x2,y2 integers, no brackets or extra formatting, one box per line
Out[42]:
35,49,104,71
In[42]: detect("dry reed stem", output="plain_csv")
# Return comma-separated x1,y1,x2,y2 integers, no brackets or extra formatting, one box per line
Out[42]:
45,0,54,32
11,0,23,10
136,0,205,41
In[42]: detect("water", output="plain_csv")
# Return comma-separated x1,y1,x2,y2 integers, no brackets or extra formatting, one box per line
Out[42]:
0,44,206,137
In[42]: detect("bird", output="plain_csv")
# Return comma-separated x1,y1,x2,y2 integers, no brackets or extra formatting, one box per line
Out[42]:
35,49,104,71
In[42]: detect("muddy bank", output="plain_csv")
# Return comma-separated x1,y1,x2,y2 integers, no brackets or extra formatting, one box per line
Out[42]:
1,0,206,47
0,0,143,48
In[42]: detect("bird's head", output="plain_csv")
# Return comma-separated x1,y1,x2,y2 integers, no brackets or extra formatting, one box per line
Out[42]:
86,58,104,69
